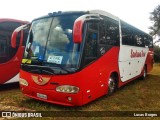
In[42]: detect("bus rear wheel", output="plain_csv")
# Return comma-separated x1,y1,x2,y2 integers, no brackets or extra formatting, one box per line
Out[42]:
108,74,117,95
142,66,147,80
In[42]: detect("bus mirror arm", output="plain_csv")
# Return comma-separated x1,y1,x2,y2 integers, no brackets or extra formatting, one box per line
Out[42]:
73,14,102,44
73,18,85,43
11,24,30,48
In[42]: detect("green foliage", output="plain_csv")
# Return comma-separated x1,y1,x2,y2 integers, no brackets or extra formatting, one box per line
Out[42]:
154,45,160,62
149,5,160,36
149,5,160,44
150,5,160,62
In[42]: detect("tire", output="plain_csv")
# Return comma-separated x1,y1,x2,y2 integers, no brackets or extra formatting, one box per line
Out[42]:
142,66,147,80
108,74,117,95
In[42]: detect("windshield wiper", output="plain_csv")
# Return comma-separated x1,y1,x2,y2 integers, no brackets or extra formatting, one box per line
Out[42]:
42,69,55,75
52,63,70,73
43,61,70,73
58,65,70,73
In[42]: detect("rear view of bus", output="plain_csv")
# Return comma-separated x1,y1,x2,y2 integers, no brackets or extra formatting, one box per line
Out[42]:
12,10,153,106
0,19,29,84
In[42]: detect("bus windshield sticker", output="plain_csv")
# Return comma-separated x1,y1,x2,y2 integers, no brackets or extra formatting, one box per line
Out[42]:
22,59,32,64
47,56,63,64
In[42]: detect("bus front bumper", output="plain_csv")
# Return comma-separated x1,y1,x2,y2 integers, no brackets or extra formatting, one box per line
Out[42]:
20,85,83,106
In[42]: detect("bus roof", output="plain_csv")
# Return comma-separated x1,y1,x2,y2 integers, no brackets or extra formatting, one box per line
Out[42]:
33,10,119,21
33,11,88,21
89,10,119,21
32,10,119,22
30,10,151,37
0,18,29,24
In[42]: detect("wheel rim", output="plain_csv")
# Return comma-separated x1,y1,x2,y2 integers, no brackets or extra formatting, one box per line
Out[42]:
108,77,116,94
143,67,146,78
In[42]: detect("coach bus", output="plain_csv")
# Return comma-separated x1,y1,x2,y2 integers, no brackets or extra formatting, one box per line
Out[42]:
0,19,29,84
11,10,153,106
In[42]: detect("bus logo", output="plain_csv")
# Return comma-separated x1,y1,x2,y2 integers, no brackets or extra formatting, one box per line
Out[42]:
100,47,106,55
38,75,43,83
31,75,51,85
131,49,146,58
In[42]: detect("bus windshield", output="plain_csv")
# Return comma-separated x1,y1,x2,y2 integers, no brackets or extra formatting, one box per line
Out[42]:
23,14,82,74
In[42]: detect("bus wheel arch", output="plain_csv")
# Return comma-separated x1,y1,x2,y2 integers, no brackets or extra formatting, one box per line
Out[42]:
107,72,119,95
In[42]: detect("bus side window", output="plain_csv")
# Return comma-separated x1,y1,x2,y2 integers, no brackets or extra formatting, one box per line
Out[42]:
144,35,153,48
99,21,106,44
23,29,29,46
98,16,120,57
121,21,147,47
85,31,97,58
84,21,98,65
8,22,21,59
105,20,119,46
121,21,134,46
0,37,8,63
0,21,26,64
148,37,153,48
133,32,145,47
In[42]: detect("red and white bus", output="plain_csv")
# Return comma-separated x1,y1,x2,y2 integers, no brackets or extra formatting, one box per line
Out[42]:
11,10,154,106
0,19,29,84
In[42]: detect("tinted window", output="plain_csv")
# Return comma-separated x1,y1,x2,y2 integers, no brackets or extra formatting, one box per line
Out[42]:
144,35,153,48
100,16,119,46
84,21,98,58
23,29,29,46
121,21,135,46
84,18,119,66
0,21,22,63
99,20,105,44
121,21,151,47
84,21,98,65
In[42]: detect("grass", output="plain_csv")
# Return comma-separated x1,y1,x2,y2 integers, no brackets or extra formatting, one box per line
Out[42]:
0,64,160,119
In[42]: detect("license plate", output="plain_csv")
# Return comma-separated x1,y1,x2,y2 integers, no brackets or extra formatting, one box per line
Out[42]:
37,93,47,100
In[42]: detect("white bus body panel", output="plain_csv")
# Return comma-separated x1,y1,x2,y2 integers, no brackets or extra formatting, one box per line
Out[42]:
118,45,149,82
4,73,19,84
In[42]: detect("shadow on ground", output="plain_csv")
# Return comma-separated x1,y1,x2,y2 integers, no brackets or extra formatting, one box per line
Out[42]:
0,82,19,91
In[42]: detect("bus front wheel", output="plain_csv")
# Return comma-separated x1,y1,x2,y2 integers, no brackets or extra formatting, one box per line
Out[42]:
108,74,117,95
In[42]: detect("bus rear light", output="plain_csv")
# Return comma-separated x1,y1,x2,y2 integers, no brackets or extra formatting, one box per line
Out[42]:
56,85,79,94
19,78,28,86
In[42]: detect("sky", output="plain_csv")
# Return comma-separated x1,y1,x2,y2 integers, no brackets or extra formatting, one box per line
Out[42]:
1,0,160,34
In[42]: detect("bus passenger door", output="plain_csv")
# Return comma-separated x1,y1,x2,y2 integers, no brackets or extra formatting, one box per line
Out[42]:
83,21,98,66
0,38,8,63
82,20,106,98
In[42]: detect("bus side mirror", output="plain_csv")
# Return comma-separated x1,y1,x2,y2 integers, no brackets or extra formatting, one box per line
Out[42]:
73,17,85,43
73,14,101,43
11,29,19,48
11,24,30,48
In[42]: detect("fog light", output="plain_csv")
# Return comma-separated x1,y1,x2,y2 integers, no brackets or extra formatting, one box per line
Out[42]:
68,97,72,101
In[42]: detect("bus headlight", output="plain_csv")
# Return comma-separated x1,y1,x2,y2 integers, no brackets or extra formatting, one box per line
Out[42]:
19,78,28,86
56,85,79,93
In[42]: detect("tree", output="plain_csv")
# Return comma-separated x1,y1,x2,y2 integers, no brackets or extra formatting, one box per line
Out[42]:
154,45,160,63
149,5,160,44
